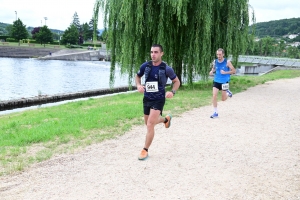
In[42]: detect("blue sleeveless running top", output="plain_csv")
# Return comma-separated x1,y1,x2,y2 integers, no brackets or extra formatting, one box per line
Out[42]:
214,58,230,83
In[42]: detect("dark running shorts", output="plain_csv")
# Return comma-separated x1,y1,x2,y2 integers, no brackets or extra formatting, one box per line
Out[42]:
143,97,165,115
213,81,229,91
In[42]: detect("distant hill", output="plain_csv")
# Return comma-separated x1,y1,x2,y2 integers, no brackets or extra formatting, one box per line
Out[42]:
0,22,10,35
98,29,104,35
0,22,65,36
250,17,300,38
0,22,104,36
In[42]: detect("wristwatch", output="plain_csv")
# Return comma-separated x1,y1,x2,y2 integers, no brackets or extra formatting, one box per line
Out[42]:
171,90,176,95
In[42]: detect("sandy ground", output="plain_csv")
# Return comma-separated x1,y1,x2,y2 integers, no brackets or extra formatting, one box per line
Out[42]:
1,78,300,200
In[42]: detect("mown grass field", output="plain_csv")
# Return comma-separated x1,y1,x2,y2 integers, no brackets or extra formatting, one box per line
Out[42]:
1,69,300,175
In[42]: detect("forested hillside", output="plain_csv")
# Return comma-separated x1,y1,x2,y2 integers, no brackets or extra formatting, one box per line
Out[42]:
0,22,10,35
0,22,63,36
250,17,300,37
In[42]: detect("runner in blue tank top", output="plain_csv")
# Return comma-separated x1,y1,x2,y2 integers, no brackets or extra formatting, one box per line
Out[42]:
209,48,236,118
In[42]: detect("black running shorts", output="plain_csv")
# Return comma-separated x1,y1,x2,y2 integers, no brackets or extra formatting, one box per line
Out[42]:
143,97,165,115
213,81,228,91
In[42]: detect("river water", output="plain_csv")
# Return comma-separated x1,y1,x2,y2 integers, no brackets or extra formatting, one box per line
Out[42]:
0,57,133,101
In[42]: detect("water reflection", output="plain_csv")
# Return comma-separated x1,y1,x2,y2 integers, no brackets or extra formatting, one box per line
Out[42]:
0,58,132,101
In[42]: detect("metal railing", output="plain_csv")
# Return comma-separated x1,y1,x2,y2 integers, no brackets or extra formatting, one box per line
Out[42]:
235,55,300,67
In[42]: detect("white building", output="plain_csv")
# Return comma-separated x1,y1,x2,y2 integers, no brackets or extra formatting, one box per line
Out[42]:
291,42,300,47
288,34,299,39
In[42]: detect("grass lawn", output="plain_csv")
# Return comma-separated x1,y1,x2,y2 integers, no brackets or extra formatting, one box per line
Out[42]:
1,41,66,49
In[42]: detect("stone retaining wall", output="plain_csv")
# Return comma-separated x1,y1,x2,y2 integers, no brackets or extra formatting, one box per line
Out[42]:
0,86,136,111
0,46,111,61
0,46,61,58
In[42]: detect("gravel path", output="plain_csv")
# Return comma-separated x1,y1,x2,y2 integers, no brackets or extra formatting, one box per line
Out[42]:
1,78,300,200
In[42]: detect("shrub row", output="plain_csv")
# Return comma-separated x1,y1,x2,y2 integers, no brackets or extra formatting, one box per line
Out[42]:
81,43,102,47
2,38,60,45
0,35,10,40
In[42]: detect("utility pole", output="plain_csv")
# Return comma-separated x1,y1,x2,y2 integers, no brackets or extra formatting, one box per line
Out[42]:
15,11,17,21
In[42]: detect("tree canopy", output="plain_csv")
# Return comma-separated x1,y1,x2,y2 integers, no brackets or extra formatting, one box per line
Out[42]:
31,27,41,39
35,25,53,47
61,24,79,45
82,22,92,41
11,18,28,45
96,0,253,87
72,12,81,32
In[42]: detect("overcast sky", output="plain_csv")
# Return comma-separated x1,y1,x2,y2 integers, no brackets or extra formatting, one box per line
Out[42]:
0,0,299,31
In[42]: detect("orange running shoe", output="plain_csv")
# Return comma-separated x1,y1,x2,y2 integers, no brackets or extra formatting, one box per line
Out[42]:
138,149,148,160
164,114,172,128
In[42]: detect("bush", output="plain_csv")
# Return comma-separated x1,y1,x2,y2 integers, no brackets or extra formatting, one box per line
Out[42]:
50,41,60,45
21,39,40,44
81,43,101,48
6,38,17,42
66,44,83,48
0,35,10,41
28,39,39,44
21,39,30,43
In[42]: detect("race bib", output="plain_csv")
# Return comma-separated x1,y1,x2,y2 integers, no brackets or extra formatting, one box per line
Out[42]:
145,81,159,92
222,83,229,90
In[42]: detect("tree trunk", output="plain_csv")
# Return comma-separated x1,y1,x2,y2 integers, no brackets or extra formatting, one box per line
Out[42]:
173,55,183,86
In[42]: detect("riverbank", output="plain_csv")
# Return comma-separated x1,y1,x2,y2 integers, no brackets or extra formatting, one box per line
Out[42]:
0,86,136,111
0,45,110,61
0,46,62,58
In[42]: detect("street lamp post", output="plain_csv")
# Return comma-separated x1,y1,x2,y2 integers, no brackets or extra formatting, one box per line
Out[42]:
15,11,17,20
58,31,60,45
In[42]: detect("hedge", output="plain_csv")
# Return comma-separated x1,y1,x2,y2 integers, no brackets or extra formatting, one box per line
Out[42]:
81,43,102,47
6,38,18,42
0,35,10,41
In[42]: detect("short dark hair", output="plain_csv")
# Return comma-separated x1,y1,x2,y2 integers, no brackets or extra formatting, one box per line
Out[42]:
151,44,163,52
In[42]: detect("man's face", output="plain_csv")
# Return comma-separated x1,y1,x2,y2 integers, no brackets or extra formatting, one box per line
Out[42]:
151,47,163,62
216,50,224,60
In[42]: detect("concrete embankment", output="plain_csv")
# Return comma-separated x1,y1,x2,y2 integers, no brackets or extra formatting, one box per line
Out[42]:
0,46,110,61
38,49,110,61
0,46,61,58
0,86,136,111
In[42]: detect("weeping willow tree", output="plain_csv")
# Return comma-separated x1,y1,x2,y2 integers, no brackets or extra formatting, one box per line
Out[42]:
93,0,101,47
94,0,254,87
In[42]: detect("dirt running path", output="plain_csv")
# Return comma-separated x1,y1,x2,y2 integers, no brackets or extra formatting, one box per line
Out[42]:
1,78,300,200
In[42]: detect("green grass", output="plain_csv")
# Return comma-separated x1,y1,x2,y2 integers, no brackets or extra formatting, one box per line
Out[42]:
1,42,67,49
0,69,300,175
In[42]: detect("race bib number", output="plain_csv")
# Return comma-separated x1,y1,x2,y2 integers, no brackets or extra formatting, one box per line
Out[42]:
222,83,229,90
146,81,159,92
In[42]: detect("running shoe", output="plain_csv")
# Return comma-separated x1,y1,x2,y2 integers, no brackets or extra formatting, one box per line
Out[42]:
164,114,172,128
210,112,218,119
227,89,233,98
138,149,148,160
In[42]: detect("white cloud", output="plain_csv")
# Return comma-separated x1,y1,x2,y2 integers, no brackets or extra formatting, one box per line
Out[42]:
249,0,300,22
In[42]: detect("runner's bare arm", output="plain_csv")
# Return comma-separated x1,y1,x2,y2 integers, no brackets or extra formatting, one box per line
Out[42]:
209,61,215,76
165,77,180,98
226,61,236,74
135,75,145,93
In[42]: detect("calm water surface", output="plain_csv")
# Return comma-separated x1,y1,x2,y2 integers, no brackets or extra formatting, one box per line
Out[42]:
0,58,132,101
